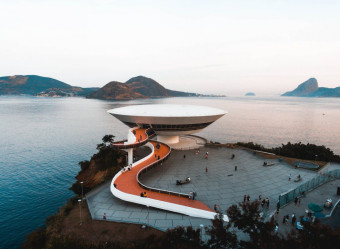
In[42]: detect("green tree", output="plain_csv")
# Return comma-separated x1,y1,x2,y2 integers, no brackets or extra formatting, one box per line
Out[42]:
226,201,281,249
147,226,206,249
78,160,90,171
206,212,238,249
102,134,115,144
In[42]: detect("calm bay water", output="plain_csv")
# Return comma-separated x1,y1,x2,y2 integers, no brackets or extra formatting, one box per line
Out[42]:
0,95,339,248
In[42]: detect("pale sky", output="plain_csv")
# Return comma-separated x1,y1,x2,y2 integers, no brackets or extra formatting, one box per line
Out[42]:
1,0,340,95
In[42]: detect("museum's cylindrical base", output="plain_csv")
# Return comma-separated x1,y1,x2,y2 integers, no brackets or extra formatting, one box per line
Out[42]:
157,135,179,144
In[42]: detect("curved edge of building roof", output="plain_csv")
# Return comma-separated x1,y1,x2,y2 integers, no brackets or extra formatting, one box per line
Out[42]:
107,104,227,117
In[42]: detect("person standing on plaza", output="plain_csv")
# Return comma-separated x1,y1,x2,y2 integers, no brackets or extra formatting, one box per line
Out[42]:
292,213,296,225
275,223,279,234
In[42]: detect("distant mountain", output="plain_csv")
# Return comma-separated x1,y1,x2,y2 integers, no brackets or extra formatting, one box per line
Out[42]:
282,78,340,97
245,92,255,96
125,76,170,97
87,81,146,100
0,75,98,96
0,75,71,95
0,74,225,99
87,76,197,100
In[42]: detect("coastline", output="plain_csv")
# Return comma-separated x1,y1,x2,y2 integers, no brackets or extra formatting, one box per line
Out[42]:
23,139,339,247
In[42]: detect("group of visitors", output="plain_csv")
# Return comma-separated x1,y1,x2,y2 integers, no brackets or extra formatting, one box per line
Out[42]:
176,177,191,185
243,194,251,202
260,197,270,208
294,196,301,206
122,164,132,172
243,194,269,207
189,191,197,200
282,213,296,225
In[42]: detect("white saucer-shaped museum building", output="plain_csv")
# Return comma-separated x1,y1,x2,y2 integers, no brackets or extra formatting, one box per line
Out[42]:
108,104,227,144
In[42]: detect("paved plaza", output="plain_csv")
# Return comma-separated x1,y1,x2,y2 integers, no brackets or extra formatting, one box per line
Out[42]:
140,147,318,215
85,144,335,235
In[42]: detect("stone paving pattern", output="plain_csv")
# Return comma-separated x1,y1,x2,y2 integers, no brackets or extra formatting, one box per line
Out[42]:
86,145,339,237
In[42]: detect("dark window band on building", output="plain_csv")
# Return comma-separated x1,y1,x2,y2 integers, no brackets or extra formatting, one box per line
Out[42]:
123,121,138,128
151,122,213,131
123,121,213,131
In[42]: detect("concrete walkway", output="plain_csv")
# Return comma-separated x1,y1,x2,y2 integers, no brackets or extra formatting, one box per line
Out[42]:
170,135,206,150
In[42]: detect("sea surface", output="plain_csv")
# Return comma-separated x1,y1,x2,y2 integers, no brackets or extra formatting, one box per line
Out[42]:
0,95,339,248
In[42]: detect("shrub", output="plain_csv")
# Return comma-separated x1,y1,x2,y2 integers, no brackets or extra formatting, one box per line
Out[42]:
78,160,90,171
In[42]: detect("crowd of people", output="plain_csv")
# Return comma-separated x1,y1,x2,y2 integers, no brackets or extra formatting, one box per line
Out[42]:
243,194,270,209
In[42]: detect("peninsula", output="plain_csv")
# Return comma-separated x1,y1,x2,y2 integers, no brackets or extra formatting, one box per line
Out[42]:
282,78,340,97
0,75,98,96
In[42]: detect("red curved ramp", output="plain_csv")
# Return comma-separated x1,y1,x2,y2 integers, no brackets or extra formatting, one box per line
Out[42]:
110,128,228,220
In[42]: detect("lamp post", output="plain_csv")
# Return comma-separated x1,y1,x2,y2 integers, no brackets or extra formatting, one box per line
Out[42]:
78,199,82,225
80,181,84,201
147,205,149,229
200,224,204,241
